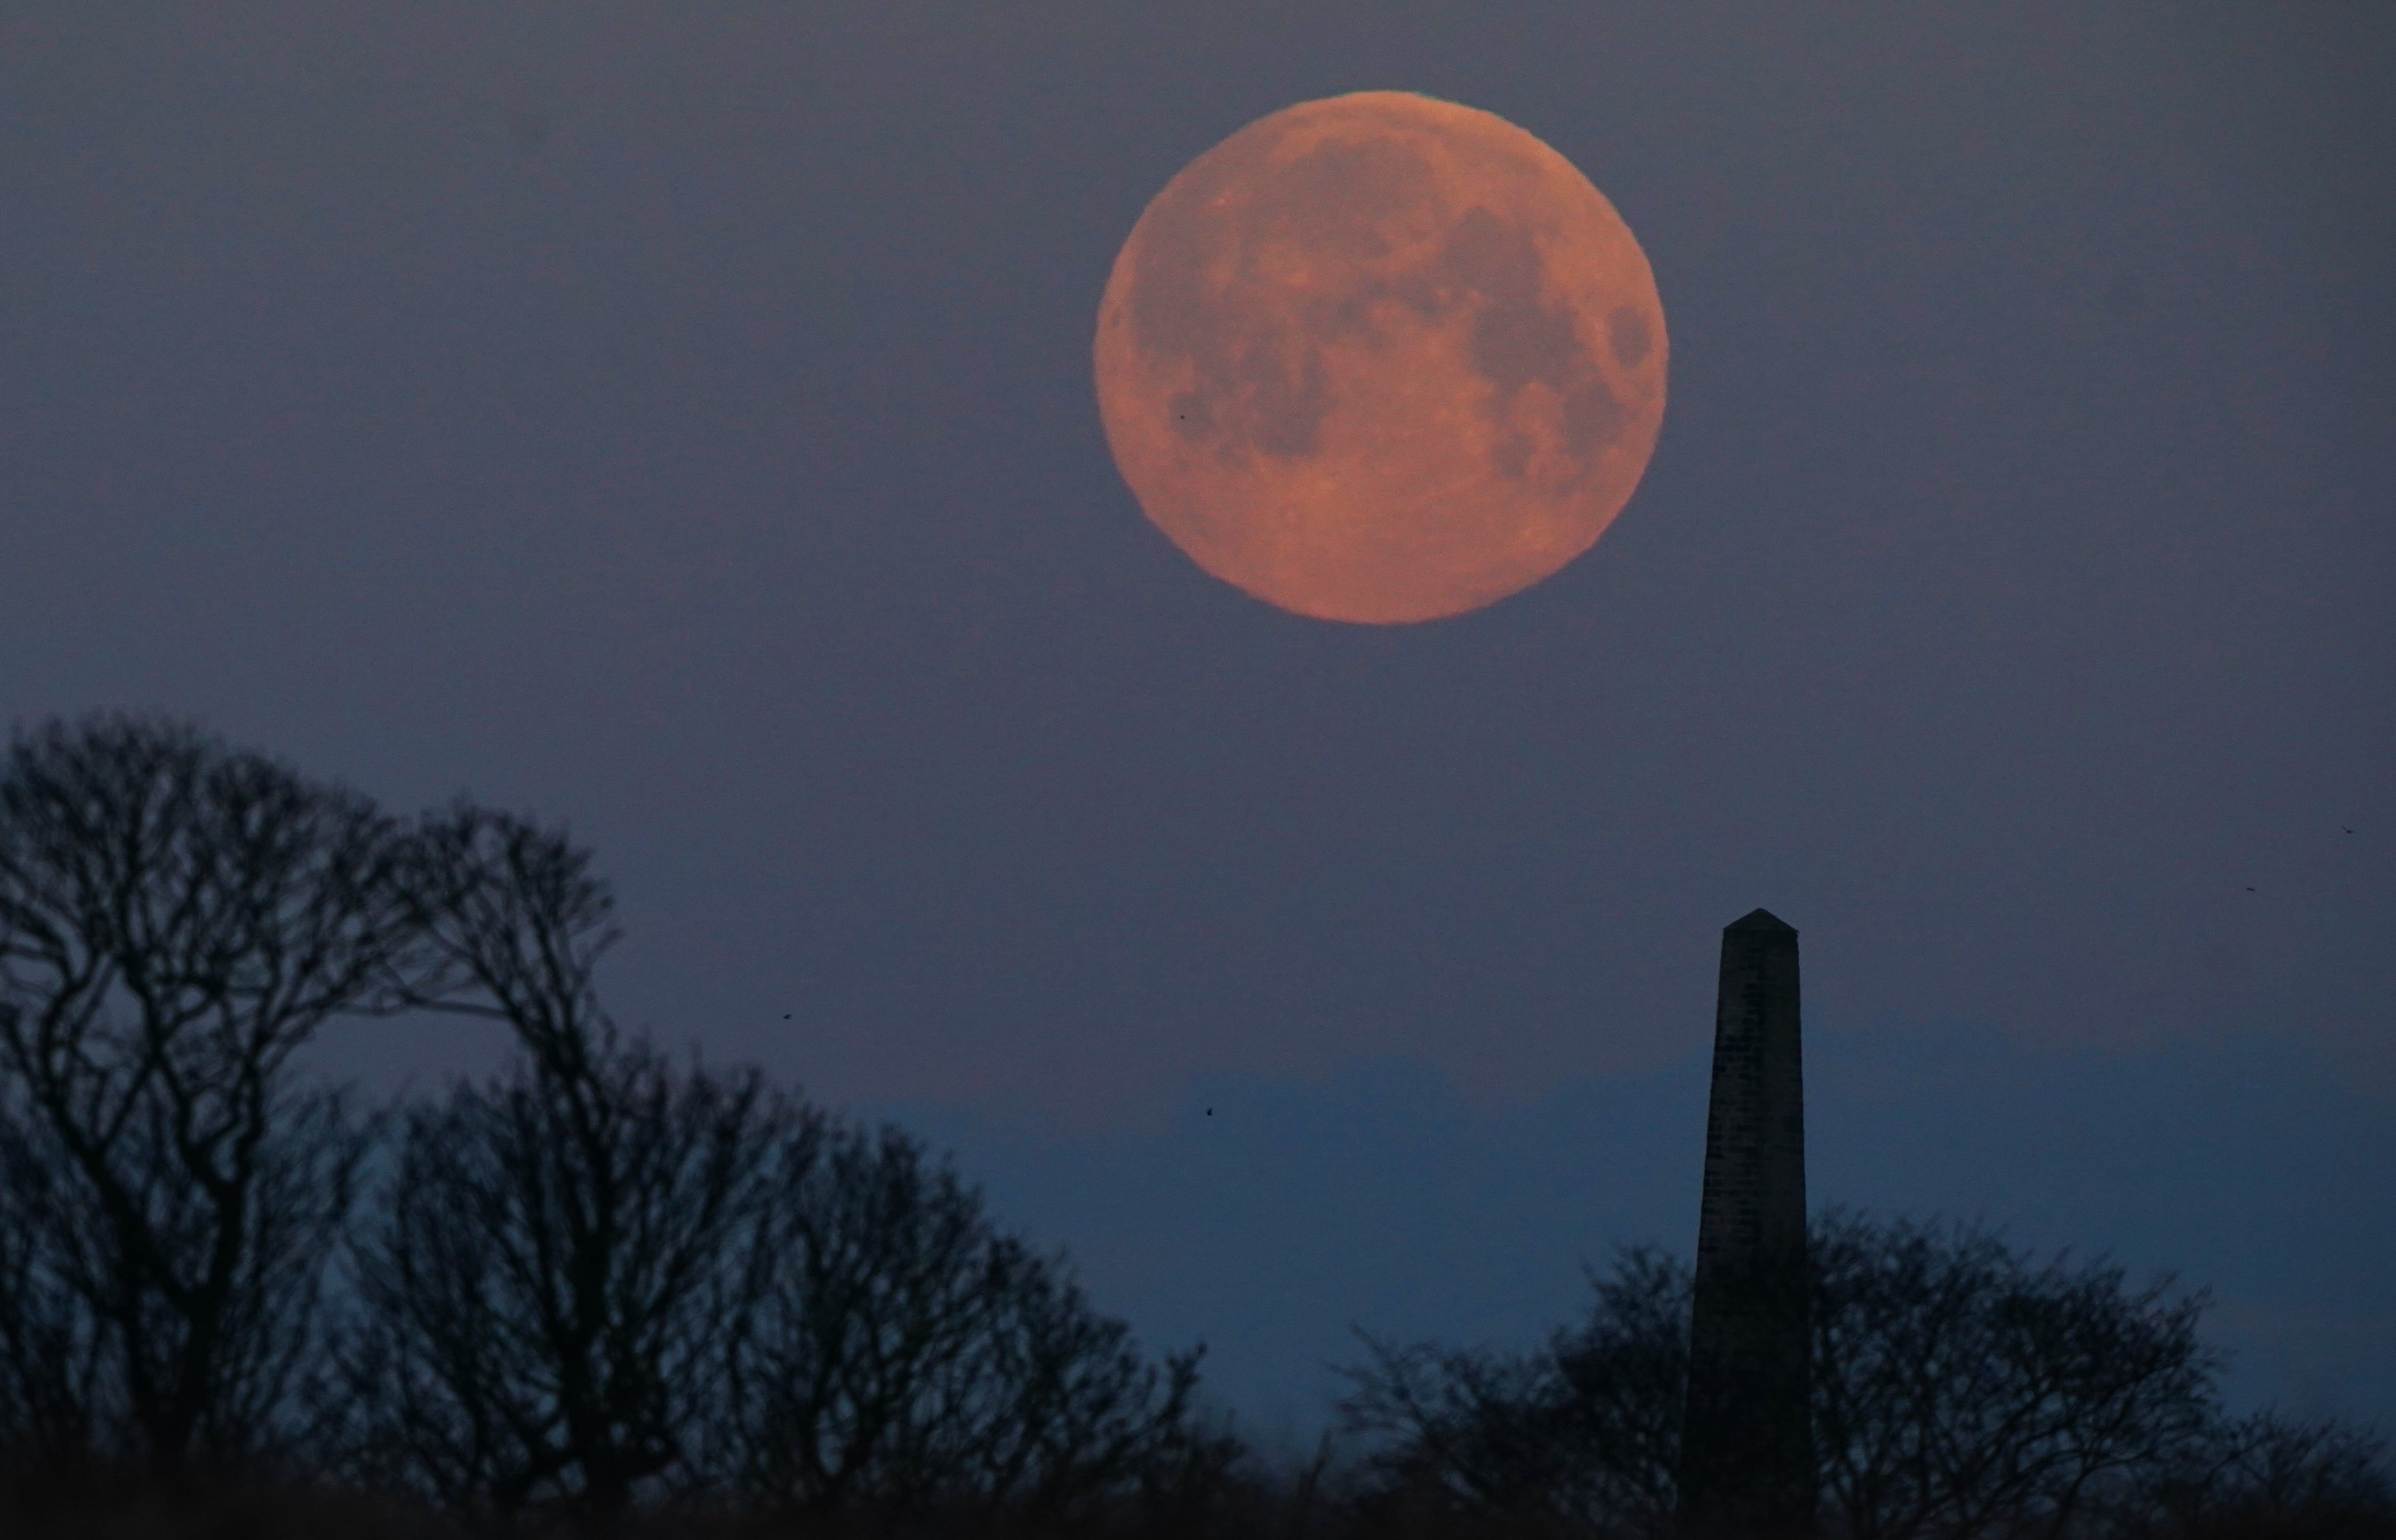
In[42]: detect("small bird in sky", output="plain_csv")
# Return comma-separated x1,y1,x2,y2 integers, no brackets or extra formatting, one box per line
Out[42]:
1206,1108,1213,1116
2245,886,2256,892
782,1014,792,1020
2345,827,2355,834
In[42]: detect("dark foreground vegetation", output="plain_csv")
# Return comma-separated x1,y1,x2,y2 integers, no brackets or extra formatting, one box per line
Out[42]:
3,716,2389,1539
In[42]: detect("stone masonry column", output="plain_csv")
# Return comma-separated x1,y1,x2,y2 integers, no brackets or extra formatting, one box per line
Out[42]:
1678,907,1813,1536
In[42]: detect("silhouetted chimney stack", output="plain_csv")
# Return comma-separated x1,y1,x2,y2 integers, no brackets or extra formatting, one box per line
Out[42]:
1679,907,1814,1537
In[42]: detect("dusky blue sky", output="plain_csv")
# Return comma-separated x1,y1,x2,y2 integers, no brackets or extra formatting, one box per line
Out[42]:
3,5,2389,1450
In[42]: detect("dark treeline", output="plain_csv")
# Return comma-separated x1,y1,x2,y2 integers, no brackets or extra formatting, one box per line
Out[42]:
1343,1225,2393,1540
1,716,2389,1540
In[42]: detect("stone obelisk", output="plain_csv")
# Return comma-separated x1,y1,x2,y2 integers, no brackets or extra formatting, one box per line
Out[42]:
1679,908,1813,1537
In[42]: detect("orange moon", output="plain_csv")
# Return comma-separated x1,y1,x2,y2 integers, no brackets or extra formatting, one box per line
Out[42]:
1094,91,1667,624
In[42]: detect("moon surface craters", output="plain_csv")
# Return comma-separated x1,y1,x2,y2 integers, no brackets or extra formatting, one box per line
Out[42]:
1435,207,1627,488
1133,134,1443,465
1609,305,1653,369
1127,119,1623,497
1094,91,1667,624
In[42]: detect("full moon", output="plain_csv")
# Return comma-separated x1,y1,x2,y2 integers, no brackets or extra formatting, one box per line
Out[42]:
1094,91,1667,624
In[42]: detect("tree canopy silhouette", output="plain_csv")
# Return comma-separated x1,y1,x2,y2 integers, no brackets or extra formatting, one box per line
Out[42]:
5,715,2386,1540
0,716,415,1473
721,1115,1240,1528
1339,1212,2393,1540
330,804,1233,1529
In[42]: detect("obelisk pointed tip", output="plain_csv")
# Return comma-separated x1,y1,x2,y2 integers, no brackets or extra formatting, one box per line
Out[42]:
1725,907,1796,934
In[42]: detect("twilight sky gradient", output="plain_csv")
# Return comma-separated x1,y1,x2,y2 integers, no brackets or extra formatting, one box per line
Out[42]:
3,6,2390,1449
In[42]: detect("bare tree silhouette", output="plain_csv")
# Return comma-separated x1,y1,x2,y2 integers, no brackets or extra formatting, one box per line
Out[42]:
721,1117,1241,1530
335,807,800,1527
334,806,1238,1532
1340,1245,1687,1540
0,716,412,1475
339,1033,796,1525
1338,1213,2393,1540
2134,1407,2396,1540
1808,1211,2225,1540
